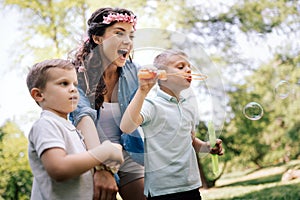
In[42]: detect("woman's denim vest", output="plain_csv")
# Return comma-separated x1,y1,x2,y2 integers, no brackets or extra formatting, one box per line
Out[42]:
70,61,144,165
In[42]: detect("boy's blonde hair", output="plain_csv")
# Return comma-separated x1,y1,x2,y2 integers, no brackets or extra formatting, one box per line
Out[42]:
153,49,187,69
26,59,74,91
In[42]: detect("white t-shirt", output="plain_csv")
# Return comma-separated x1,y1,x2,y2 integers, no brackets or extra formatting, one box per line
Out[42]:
28,110,93,200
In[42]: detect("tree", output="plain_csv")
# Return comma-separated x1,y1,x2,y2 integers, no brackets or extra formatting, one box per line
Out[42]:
1,0,89,70
0,120,32,200
180,0,300,171
224,53,300,168
188,0,300,60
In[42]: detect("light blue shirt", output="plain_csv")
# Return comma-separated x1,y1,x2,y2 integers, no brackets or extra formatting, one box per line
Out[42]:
141,89,201,197
70,60,144,165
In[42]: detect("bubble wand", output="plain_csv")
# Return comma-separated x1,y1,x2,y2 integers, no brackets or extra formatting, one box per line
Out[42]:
138,69,208,81
208,121,219,175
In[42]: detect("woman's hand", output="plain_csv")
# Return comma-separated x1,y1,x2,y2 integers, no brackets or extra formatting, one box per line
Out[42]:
93,170,118,200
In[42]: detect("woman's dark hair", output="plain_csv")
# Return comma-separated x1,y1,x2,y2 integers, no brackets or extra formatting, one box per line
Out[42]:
73,7,136,110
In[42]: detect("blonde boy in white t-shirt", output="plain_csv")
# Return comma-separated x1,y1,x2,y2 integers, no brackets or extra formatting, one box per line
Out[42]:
26,59,124,199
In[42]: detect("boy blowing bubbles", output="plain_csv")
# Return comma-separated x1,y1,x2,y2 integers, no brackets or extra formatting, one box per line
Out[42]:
120,50,223,199
26,59,123,199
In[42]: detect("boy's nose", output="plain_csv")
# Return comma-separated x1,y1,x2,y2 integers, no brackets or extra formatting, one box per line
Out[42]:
70,85,77,92
185,67,191,73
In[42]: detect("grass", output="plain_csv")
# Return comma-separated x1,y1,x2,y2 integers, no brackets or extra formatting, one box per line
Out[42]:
200,160,300,200
117,160,300,200
201,178,300,200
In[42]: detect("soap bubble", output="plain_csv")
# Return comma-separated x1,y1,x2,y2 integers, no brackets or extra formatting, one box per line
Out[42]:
274,80,290,99
243,102,264,120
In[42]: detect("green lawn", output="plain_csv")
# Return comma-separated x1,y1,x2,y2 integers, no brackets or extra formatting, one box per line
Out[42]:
117,160,300,200
200,160,300,200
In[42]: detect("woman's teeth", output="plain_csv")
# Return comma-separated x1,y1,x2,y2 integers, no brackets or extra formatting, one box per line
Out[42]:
118,49,128,58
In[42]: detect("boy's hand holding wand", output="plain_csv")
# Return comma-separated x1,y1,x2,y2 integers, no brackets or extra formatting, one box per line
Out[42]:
208,121,223,175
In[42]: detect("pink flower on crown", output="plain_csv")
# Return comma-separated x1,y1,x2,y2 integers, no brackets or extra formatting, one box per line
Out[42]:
102,13,137,30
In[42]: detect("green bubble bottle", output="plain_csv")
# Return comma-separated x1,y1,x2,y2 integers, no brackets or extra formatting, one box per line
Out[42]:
208,121,219,176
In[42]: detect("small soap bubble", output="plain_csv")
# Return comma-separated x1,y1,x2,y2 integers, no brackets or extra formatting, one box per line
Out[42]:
274,80,290,99
243,102,264,120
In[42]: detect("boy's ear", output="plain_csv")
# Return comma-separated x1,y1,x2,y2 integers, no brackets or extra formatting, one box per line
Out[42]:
92,35,103,45
30,88,44,102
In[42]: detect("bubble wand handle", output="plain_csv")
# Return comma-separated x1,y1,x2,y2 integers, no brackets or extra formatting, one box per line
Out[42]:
208,121,219,176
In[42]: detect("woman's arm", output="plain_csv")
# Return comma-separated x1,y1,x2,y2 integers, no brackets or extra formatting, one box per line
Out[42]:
77,116,119,200
77,115,101,149
71,87,119,199
71,87,108,146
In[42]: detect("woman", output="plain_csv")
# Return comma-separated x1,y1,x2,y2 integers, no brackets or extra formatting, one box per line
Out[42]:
71,7,145,200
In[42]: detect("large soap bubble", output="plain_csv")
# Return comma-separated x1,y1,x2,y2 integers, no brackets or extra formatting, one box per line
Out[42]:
132,28,226,172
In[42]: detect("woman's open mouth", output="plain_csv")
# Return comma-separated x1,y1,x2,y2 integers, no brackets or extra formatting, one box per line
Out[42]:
117,49,129,59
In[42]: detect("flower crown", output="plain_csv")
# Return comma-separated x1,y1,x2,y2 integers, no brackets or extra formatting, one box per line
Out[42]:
102,13,137,30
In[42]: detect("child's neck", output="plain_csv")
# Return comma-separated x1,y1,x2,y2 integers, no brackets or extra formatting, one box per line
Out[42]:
160,85,181,101
43,108,68,120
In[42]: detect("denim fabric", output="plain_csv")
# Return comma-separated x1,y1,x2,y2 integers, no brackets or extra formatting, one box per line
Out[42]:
70,87,97,126
70,61,144,165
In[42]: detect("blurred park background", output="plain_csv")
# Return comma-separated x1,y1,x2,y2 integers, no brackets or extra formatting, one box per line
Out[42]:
0,0,299,199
